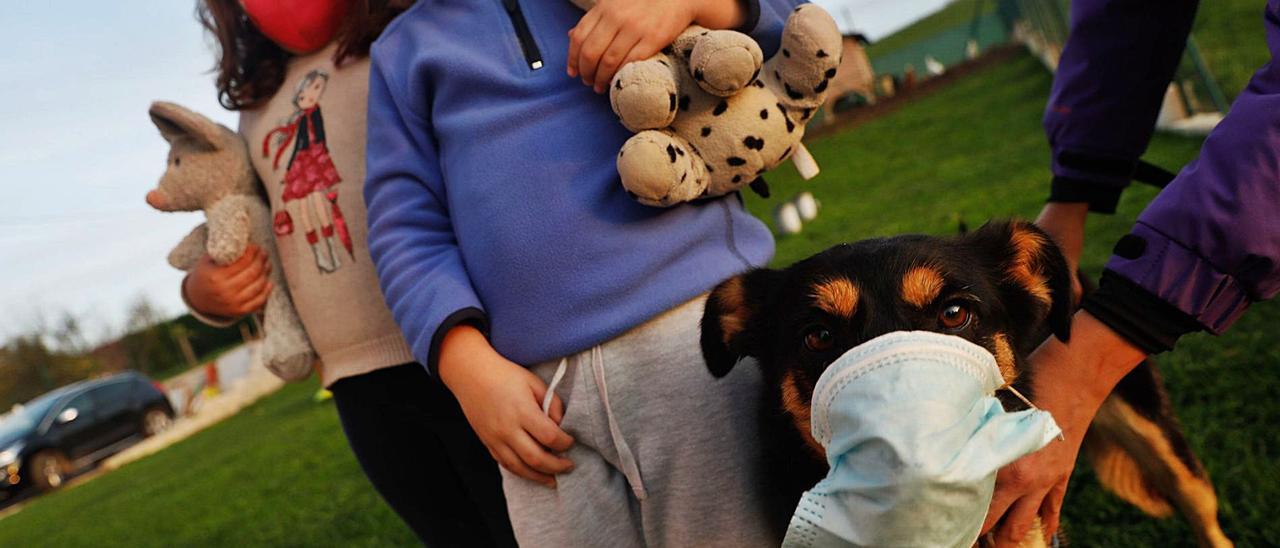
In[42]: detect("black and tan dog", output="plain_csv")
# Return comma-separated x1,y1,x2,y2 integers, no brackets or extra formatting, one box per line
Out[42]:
700,220,1231,547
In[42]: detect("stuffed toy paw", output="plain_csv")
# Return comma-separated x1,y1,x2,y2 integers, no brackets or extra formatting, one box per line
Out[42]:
573,2,843,207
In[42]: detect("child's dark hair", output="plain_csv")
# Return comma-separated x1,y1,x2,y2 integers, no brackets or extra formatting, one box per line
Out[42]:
198,0,410,111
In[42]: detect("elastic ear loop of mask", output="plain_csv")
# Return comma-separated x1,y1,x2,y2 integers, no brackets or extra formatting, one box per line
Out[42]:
984,385,1067,548
998,384,1067,442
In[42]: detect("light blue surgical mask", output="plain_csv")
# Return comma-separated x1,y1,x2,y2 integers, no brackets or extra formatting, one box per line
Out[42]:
782,331,1062,548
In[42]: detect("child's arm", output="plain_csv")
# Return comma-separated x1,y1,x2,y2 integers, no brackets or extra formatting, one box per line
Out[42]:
183,245,273,320
439,325,575,487
364,48,575,485
568,0,754,93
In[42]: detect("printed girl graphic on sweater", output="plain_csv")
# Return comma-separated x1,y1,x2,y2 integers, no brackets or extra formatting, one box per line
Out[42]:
263,69,353,273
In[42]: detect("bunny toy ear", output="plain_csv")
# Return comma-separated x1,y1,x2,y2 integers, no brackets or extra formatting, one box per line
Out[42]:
149,101,226,150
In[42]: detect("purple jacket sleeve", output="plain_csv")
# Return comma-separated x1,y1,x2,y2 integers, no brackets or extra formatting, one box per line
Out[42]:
364,50,488,376
1082,1,1280,352
1043,0,1198,213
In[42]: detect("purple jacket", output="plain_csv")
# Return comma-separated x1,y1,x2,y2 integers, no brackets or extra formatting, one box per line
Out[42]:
1049,0,1280,352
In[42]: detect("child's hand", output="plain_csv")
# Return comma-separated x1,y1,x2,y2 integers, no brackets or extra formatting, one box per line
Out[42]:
183,245,273,318
567,0,747,93
439,325,575,487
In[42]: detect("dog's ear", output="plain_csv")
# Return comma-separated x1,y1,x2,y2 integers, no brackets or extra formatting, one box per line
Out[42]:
701,268,782,377
966,220,1073,343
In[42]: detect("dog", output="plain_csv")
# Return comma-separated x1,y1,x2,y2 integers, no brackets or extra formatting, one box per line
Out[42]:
700,220,1231,547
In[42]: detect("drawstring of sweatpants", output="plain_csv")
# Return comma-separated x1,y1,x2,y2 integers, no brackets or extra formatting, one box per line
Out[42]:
542,347,648,501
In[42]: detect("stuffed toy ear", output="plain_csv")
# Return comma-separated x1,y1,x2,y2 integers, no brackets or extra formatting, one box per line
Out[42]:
149,101,225,150
701,268,781,377
965,220,1074,344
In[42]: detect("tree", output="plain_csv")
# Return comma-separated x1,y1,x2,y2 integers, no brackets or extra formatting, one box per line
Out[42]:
52,312,89,355
0,330,97,409
119,296,185,378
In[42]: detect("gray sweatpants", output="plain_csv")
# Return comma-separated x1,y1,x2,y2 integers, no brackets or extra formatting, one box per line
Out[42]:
500,294,777,547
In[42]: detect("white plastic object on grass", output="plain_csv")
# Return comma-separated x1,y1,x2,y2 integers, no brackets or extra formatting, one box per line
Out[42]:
925,55,946,76
795,192,819,221
775,202,803,235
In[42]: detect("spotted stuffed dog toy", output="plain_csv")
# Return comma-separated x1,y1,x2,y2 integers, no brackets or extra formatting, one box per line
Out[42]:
570,1,843,206
145,101,317,382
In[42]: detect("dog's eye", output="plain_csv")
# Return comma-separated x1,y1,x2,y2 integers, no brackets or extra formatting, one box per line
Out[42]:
938,301,973,331
173,156,181,167
803,326,834,352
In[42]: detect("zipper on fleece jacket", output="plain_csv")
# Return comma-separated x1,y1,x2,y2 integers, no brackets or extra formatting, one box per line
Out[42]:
503,0,544,70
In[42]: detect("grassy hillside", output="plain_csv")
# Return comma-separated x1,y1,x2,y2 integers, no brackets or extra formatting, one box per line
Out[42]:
865,0,994,60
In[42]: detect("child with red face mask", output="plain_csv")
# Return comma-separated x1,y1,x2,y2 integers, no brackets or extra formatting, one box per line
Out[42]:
184,1,516,545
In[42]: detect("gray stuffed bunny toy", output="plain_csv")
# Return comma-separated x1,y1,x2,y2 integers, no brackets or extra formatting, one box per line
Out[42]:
145,101,316,382
570,1,843,206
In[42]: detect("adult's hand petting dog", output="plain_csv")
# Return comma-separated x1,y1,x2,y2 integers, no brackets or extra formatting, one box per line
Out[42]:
985,203,1140,545
981,311,1147,546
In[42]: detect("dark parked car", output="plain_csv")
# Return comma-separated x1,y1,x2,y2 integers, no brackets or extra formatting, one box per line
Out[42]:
0,372,174,501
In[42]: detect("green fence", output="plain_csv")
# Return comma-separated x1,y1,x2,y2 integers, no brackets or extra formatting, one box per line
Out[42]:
870,12,1009,79
864,0,1228,115
1002,0,1228,113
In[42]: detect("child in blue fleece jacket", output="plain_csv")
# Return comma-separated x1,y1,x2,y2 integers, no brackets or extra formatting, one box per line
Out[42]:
364,0,804,545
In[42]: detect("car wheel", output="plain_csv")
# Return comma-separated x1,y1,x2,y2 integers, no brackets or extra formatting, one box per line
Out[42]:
29,451,69,491
142,407,173,437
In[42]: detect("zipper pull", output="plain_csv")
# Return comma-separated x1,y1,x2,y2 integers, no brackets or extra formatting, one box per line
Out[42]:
503,0,544,70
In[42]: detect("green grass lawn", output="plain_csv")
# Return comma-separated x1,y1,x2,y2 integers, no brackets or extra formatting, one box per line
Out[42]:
2,46,1276,548
0,381,418,547
1191,0,1272,102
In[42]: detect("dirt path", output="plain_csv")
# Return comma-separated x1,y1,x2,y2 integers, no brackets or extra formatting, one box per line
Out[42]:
100,361,284,470
806,45,1024,140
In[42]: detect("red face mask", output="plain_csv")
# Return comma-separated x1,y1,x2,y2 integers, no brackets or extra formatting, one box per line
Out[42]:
241,0,347,54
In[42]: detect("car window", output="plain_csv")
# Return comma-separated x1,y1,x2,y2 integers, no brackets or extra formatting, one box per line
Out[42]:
0,409,37,439
20,391,62,422
93,380,135,410
59,393,95,420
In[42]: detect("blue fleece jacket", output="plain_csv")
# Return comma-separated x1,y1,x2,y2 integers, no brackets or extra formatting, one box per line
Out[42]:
365,0,803,372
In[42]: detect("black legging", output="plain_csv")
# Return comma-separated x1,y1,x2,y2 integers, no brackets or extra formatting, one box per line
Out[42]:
331,363,516,547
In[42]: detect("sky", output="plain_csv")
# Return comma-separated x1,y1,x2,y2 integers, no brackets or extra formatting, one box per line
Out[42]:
0,0,951,344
